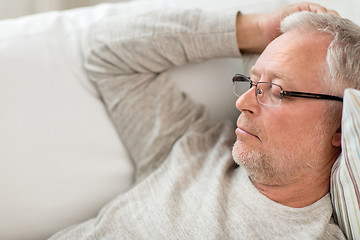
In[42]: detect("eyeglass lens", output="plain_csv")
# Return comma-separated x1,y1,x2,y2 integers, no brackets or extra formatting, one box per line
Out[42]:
233,81,282,106
256,83,282,106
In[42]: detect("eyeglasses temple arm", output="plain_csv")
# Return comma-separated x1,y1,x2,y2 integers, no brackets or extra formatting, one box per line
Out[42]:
281,90,343,102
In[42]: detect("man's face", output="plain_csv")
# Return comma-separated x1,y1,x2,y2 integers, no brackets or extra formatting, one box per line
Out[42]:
232,30,339,185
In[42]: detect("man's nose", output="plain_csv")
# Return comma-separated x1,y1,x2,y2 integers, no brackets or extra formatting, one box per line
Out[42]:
235,87,259,114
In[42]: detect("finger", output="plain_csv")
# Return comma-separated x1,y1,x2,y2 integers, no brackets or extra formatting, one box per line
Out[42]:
297,2,340,16
293,2,327,13
328,9,340,17
308,3,328,13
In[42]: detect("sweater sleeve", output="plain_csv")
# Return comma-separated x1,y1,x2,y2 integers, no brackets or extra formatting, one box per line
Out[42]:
82,8,241,183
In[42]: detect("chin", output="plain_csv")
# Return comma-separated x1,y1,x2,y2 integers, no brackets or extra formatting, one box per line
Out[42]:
232,140,299,185
232,140,260,167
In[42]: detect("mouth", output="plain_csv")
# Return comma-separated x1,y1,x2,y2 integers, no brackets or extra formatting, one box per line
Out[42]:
236,126,261,141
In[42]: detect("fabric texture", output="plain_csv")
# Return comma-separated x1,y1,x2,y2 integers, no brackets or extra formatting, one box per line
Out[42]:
331,88,360,240
0,4,136,240
49,8,345,239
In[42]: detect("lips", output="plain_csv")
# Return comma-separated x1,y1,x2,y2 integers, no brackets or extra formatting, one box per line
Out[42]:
236,126,261,141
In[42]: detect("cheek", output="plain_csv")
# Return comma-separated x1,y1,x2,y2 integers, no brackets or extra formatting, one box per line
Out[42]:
262,109,312,149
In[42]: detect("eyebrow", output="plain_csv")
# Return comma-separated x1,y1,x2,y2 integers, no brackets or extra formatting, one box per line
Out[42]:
249,66,257,76
249,67,291,83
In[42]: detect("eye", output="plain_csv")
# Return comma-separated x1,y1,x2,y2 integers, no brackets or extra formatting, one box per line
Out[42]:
257,88,263,95
270,84,282,97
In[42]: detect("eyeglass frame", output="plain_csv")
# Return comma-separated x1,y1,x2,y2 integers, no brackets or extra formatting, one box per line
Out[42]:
232,74,343,106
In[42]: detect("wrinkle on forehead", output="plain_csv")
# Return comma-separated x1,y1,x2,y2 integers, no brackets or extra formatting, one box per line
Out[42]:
251,30,331,91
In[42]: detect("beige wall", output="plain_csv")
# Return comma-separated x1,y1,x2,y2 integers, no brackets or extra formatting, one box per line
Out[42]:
0,0,130,20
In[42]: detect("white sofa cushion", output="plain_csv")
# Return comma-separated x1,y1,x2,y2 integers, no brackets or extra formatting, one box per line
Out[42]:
1,0,359,239
0,4,137,240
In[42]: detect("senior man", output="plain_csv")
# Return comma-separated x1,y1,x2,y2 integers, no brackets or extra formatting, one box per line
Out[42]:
50,2,357,239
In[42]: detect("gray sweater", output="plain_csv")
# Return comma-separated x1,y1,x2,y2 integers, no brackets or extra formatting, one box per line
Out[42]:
49,7,345,240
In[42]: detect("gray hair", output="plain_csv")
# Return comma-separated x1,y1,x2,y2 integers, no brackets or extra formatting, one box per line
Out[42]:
280,12,360,95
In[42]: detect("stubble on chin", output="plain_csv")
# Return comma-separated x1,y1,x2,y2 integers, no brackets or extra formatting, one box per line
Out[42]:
232,141,278,184
231,140,307,185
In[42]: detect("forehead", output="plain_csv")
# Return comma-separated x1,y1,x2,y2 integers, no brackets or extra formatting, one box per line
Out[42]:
253,30,331,90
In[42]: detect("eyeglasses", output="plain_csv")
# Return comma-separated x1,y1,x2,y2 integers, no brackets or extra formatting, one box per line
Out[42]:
232,74,343,106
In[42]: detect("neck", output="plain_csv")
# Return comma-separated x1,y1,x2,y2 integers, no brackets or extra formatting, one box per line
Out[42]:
251,175,330,208
251,153,339,208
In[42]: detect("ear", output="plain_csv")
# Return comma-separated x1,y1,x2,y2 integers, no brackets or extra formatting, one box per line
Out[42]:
331,126,342,147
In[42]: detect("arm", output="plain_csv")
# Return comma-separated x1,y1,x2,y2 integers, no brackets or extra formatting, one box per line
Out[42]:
82,8,240,183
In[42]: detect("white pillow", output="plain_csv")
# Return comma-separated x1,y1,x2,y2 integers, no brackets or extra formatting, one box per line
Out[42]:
331,88,360,240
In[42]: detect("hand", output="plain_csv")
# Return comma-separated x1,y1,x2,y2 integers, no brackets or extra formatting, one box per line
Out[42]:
236,2,339,53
